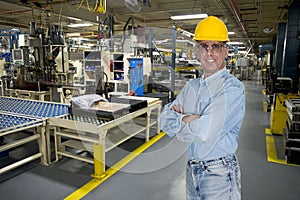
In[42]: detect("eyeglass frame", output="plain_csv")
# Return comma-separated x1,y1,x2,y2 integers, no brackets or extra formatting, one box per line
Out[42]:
195,42,227,53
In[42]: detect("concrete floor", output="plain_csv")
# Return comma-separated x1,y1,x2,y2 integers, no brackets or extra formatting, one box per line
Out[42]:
1,79,300,200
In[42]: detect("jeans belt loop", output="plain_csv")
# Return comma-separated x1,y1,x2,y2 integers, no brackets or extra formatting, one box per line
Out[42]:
199,161,206,170
222,157,227,166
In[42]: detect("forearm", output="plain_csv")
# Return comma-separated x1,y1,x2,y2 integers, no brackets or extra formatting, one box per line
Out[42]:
158,102,185,137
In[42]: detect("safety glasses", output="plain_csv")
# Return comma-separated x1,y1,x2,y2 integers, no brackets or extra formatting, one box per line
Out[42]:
195,43,227,53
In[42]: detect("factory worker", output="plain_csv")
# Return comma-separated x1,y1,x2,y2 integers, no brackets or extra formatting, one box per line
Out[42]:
158,16,245,200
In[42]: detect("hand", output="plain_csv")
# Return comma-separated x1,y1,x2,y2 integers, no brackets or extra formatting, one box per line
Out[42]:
182,114,200,123
171,104,184,114
171,104,200,123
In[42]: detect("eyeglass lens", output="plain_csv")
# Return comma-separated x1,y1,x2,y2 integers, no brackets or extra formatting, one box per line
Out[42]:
196,43,224,52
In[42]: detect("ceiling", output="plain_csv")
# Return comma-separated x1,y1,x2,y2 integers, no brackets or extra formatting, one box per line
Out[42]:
0,0,293,53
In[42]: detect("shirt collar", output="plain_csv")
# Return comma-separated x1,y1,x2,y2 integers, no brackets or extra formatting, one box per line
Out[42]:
200,67,228,85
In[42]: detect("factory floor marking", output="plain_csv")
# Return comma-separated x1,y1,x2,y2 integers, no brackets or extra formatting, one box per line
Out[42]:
265,128,299,167
265,131,286,165
64,132,166,200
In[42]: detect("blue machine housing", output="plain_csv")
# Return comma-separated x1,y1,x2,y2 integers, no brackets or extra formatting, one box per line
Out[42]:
129,58,144,96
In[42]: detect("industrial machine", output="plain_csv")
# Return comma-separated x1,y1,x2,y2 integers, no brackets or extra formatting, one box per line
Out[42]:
284,98,300,164
269,94,299,135
128,57,144,96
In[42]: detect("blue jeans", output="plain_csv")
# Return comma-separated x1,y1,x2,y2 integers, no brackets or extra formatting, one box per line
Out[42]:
186,154,241,200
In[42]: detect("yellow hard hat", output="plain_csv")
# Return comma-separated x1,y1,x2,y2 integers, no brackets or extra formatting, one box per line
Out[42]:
193,16,230,42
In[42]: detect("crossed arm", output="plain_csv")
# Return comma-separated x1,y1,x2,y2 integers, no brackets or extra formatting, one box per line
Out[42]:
171,103,200,123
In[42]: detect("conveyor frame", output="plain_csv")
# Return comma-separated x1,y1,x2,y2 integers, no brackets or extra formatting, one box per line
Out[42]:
48,98,162,179
0,113,46,175
0,97,68,175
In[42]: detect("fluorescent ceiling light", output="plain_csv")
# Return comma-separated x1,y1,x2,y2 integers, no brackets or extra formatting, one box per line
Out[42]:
171,14,208,20
68,17,81,21
263,27,274,34
71,37,93,41
10,28,20,32
68,23,93,28
66,32,81,37
228,41,244,45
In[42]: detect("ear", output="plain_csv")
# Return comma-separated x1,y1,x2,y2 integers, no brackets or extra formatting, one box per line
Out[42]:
225,46,229,58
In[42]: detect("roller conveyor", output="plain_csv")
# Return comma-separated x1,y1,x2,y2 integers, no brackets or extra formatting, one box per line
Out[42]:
62,114,109,126
0,97,68,118
48,97,162,179
0,97,69,175
0,113,42,136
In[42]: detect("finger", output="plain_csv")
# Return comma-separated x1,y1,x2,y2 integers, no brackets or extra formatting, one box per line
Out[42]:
172,105,178,112
178,104,184,113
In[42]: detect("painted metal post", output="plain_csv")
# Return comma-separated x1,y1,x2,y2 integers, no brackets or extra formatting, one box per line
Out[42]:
171,26,176,101
93,133,106,179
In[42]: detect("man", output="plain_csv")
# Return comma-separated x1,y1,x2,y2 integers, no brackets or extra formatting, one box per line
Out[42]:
158,16,245,200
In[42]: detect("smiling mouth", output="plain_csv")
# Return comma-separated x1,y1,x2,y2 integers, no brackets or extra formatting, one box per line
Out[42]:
207,59,215,63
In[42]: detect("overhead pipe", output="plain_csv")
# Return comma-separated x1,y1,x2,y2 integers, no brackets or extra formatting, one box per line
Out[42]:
244,43,254,57
226,0,252,46
0,8,31,15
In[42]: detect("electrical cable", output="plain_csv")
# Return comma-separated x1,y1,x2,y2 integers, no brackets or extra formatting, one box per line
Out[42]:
65,0,84,12
86,0,99,12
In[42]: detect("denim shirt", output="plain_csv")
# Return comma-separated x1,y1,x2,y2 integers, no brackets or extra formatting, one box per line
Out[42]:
158,67,245,161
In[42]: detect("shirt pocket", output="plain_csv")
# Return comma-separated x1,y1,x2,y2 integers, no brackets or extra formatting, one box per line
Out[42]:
196,97,210,115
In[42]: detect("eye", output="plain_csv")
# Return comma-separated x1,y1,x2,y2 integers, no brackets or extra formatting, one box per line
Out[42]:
211,44,221,50
201,44,209,50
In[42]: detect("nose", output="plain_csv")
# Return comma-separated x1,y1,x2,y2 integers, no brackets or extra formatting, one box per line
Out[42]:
206,48,213,55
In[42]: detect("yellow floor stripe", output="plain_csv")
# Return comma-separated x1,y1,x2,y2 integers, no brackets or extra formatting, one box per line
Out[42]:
265,135,287,164
265,128,272,135
64,132,166,200
262,101,267,112
265,129,300,167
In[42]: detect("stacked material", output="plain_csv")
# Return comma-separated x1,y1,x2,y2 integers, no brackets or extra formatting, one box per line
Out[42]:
69,95,147,120
285,98,300,164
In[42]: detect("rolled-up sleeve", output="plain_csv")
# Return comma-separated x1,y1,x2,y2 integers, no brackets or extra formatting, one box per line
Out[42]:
158,81,193,138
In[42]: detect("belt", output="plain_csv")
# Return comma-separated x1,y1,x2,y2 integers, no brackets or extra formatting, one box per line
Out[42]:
187,154,236,167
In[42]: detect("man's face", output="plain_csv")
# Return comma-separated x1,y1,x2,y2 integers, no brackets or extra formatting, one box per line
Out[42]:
195,40,228,77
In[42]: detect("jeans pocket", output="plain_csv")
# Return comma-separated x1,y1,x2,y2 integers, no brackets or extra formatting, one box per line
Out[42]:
206,164,229,177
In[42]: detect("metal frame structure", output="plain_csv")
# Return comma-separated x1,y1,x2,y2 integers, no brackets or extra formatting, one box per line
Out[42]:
0,97,68,175
0,113,45,174
48,97,161,179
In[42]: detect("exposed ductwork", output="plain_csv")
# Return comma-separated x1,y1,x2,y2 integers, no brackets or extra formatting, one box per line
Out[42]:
226,0,252,46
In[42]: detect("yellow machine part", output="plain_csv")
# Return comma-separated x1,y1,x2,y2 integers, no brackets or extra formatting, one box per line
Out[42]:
270,94,299,134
